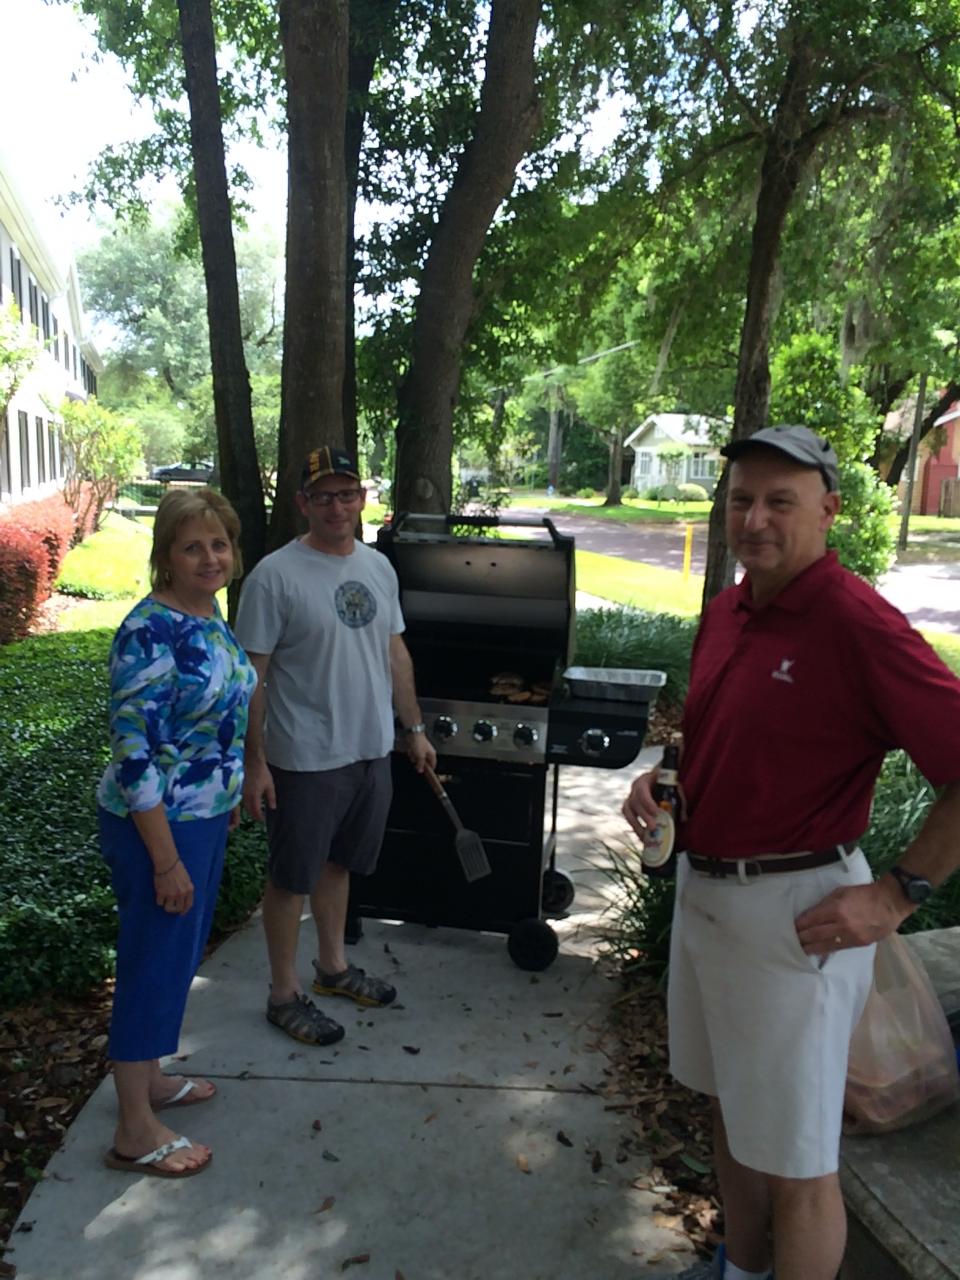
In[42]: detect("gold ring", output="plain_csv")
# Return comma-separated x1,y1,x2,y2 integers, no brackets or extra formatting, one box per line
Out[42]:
834,935,842,946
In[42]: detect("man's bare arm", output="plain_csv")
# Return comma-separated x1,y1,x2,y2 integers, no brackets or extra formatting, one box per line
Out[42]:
796,780,960,953
242,652,276,820
389,634,436,774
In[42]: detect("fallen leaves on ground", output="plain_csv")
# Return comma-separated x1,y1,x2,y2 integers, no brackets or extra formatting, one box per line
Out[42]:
598,967,721,1260
0,986,113,1250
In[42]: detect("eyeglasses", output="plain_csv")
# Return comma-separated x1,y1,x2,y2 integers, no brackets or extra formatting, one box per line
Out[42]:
304,488,364,507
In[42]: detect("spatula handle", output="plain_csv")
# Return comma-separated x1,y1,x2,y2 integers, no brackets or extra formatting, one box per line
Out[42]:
423,764,465,831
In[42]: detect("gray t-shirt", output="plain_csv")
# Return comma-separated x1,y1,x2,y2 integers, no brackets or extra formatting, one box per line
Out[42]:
235,538,405,771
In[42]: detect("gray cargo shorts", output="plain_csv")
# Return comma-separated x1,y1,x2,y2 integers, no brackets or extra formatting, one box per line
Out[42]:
265,756,392,894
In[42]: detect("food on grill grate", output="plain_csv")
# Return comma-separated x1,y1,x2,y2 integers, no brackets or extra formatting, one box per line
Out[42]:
490,671,524,695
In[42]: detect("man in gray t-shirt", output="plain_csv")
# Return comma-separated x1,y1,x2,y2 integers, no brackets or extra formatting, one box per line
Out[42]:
236,446,436,1047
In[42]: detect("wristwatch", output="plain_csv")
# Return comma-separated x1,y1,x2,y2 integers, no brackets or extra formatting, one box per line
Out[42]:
888,864,933,905
402,722,427,736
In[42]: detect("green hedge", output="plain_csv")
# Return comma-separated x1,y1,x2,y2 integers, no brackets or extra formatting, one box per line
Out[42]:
574,606,697,708
0,630,265,1008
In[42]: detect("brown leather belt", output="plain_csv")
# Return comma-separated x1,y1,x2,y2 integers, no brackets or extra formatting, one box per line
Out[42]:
686,840,860,878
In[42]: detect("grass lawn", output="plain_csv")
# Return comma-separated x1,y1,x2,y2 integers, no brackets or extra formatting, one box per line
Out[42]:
507,490,712,524
576,549,703,614
925,628,960,676
56,511,152,599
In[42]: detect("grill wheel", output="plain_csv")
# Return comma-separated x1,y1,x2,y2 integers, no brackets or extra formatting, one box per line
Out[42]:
507,918,559,971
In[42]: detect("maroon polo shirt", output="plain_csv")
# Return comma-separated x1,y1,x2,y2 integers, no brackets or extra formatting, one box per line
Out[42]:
678,551,960,858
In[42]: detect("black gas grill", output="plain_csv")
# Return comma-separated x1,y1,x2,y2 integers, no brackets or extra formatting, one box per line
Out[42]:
346,513,664,970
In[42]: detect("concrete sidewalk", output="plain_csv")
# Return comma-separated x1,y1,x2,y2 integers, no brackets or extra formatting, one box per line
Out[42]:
7,753,700,1280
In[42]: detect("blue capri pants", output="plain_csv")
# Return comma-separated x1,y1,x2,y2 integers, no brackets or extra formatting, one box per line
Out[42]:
98,807,229,1062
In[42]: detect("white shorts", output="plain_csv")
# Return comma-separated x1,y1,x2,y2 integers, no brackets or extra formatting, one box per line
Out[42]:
668,849,876,1179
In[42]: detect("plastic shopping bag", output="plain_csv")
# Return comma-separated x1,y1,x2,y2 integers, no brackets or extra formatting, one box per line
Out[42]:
843,931,960,1135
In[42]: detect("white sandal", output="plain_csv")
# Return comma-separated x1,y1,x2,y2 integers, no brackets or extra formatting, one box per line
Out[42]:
152,1077,218,1110
104,1135,212,1178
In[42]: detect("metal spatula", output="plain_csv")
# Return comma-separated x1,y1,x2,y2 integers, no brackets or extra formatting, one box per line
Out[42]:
422,764,492,882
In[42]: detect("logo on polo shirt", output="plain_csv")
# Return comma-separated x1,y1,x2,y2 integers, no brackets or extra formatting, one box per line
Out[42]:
771,658,795,683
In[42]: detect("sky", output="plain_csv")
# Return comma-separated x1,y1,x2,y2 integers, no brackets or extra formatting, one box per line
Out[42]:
3,0,286,256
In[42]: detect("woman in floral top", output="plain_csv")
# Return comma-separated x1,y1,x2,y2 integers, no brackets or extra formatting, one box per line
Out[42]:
97,487,256,1178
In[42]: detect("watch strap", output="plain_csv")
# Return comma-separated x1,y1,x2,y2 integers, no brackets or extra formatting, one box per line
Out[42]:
402,722,426,736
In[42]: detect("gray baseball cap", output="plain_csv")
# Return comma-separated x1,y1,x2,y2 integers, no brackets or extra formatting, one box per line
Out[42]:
721,425,840,491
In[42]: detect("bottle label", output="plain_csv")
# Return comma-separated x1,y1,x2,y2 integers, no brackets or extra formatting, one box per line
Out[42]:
642,808,675,868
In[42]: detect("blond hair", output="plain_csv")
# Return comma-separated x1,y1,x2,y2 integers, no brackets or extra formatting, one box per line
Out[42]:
150,487,243,590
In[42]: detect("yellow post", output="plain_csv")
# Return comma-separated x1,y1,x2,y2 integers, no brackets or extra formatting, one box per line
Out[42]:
683,522,694,581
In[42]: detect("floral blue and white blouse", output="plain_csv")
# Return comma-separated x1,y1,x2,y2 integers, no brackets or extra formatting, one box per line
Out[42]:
97,598,258,821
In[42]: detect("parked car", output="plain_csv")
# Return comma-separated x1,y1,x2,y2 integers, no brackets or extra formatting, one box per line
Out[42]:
152,461,217,484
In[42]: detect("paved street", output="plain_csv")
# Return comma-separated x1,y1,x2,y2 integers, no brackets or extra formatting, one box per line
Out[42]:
512,509,960,635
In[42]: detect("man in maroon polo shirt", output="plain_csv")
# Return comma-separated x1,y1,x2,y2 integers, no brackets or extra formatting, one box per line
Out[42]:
624,424,960,1280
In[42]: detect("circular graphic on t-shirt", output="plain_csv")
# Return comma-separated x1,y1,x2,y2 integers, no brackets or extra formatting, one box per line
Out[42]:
335,581,378,628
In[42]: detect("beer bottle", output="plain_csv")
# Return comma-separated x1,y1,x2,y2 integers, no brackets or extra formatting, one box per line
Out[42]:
641,735,681,879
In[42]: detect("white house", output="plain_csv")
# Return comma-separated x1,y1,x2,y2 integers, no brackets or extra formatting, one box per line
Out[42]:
0,145,101,509
624,412,726,495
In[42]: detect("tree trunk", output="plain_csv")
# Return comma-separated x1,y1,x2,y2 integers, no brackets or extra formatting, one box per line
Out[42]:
271,0,349,549
547,382,562,489
488,388,508,467
176,0,265,603
885,380,959,486
605,426,624,505
702,42,818,606
342,2,398,466
393,0,542,515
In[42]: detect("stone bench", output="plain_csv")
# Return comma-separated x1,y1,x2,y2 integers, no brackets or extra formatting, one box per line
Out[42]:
840,927,960,1280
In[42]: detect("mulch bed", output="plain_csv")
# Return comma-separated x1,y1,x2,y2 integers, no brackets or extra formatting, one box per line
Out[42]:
0,988,112,1265
597,974,722,1263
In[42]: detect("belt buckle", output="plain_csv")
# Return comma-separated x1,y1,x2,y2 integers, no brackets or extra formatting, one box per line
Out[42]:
737,858,763,883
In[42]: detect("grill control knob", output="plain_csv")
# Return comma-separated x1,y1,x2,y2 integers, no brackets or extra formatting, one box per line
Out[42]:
513,723,539,748
579,727,610,757
472,719,498,743
433,715,458,741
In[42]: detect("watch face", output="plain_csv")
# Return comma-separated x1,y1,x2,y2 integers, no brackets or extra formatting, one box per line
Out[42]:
905,877,933,904
893,866,933,904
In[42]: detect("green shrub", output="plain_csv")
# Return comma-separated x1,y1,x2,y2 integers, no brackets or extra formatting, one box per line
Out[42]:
676,482,708,502
574,606,697,708
828,461,895,585
0,630,264,1006
596,839,676,982
622,486,639,500
576,486,596,499
642,486,662,501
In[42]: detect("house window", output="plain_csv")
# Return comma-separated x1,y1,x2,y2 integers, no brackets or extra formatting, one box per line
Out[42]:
18,410,30,489
48,421,57,478
0,413,10,496
636,452,652,478
28,279,39,327
689,450,717,480
9,249,22,311
52,316,59,361
41,297,50,341
72,344,78,379
35,416,47,484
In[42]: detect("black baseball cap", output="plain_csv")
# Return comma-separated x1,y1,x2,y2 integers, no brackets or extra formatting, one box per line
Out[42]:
721,425,840,492
301,445,360,489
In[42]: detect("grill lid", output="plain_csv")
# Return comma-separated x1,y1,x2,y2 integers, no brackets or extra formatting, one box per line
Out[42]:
377,513,575,665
